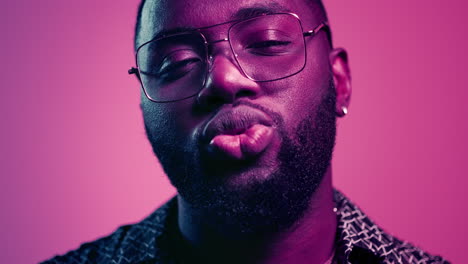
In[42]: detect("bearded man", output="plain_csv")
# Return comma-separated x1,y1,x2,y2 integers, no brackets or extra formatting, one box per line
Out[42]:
42,0,449,263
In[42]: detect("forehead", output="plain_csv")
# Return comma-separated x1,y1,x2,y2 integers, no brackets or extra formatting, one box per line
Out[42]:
138,0,321,45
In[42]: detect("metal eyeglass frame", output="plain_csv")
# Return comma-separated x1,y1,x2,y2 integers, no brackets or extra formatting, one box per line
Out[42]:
128,12,329,103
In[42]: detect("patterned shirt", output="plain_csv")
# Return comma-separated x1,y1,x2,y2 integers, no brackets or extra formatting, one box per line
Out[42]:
41,190,450,264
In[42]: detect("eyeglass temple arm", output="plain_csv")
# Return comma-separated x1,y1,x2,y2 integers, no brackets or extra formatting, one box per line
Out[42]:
128,67,142,82
128,67,138,75
303,21,329,37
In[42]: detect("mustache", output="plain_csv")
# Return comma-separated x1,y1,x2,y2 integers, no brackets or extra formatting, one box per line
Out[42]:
231,99,285,130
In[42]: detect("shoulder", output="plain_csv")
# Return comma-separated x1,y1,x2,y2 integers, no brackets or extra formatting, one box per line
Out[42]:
381,237,450,264
40,197,177,264
333,189,450,264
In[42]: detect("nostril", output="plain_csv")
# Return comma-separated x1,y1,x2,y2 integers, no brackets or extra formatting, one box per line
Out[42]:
197,87,258,112
235,90,255,99
205,96,224,109
196,56,260,111
196,91,225,111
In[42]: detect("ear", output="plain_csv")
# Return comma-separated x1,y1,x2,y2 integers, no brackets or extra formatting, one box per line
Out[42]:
329,48,352,117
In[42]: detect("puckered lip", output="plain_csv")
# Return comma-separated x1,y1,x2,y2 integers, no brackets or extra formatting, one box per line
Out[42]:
201,105,275,144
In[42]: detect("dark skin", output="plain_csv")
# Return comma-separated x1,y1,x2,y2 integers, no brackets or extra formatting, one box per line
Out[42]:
136,0,351,263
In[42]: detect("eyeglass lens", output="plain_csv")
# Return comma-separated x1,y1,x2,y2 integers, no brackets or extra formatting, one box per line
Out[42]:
136,13,306,102
229,14,306,81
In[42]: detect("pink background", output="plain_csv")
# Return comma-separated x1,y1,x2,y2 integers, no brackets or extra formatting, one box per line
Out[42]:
1,0,466,263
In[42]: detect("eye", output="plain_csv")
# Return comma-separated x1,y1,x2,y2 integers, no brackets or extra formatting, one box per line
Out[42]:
238,28,294,56
158,58,202,82
157,49,203,82
246,40,292,55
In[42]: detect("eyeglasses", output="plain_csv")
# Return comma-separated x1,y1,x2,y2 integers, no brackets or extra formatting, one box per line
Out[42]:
129,13,328,103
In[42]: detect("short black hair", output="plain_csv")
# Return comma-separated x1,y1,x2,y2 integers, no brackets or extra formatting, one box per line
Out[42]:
134,0,147,50
133,0,332,50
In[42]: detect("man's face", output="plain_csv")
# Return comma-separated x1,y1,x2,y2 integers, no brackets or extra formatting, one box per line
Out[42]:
139,0,337,234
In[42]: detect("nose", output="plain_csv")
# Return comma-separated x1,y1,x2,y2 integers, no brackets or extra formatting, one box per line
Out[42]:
196,55,260,110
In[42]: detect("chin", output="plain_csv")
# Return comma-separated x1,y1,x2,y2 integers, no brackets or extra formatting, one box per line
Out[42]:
217,164,280,189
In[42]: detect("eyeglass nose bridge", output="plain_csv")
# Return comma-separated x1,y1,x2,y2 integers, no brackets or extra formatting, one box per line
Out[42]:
204,36,245,77
208,37,229,45
206,37,230,64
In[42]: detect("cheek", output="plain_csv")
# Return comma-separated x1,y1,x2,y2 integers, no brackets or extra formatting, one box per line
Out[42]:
141,98,202,142
141,103,176,142
266,77,329,130
290,45,331,113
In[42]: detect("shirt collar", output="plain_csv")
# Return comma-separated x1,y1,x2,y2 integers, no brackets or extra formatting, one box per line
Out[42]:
133,190,391,264
334,189,391,263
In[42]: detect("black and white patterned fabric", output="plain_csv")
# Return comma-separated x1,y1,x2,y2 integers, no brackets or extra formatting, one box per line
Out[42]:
41,190,450,264
332,191,449,264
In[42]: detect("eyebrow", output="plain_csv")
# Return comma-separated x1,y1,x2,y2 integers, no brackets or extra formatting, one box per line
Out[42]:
230,2,292,20
149,2,292,41
150,27,195,41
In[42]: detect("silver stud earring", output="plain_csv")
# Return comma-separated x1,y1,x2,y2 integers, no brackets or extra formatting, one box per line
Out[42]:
341,106,348,116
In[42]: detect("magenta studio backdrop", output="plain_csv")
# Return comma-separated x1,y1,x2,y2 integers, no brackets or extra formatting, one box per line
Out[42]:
1,0,467,263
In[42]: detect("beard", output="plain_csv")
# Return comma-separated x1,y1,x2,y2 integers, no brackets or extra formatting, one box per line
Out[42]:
144,80,337,237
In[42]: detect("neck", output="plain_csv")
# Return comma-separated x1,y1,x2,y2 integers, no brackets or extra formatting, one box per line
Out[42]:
177,167,337,264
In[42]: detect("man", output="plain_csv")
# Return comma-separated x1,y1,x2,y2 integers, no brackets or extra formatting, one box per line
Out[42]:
42,0,449,263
